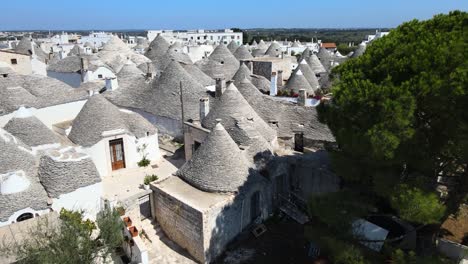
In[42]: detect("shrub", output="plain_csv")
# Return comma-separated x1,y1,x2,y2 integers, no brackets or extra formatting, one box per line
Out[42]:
137,157,150,167
144,174,158,185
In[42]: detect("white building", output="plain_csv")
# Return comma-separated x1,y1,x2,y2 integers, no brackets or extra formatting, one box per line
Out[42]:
79,32,113,48
0,108,102,227
67,94,160,177
147,29,242,45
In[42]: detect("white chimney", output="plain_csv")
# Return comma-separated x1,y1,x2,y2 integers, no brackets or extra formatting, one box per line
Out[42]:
199,97,209,120
30,41,36,57
298,89,308,106
105,77,119,91
270,72,277,96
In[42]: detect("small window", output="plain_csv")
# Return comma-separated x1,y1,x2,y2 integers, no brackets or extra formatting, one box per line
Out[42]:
11,59,17,65
16,212,34,222
146,131,150,136
98,74,103,79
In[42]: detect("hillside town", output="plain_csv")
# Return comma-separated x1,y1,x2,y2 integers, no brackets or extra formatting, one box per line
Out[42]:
0,6,467,264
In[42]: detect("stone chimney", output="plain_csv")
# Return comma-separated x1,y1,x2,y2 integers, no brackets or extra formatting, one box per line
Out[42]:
270,72,277,96
277,70,284,86
215,76,226,98
105,77,119,91
80,57,88,71
298,89,307,106
145,62,153,80
59,50,67,60
80,58,89,82
199,97,210,120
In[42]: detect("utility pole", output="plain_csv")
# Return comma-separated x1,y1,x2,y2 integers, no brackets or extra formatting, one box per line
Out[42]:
179,81,185,135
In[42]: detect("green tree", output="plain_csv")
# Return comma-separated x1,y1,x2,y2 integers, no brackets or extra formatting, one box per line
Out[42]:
337,43,358,55
3,208,123,264
391,184,446,224
320,11,468,213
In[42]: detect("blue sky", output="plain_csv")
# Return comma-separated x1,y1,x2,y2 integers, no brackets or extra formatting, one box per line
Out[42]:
1,0,467,30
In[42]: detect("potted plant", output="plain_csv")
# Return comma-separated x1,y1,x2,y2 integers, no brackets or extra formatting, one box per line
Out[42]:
116,206,126,216
143,174,159,190
137,144,151,167
129,226,138,237
123,216,132,227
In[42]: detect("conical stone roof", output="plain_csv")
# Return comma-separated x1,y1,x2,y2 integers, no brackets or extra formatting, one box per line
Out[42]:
4,109,60,147
144,35,170,62
176,122,251,193
69,95,125,147
257,40,268,50
351,43,367,58
294,60,319,91
251,48,266,57
233,45,253,61
201,43,239,79
101,36,131,53
145,60,207,121
69,94,157,147
15,37,47,60
232,64,270,93
202,83,276,143
68,44,84,56
181,63,215,87
264,42,282,57
300,47,312,61
227,40,240,53
161,45,193,68
0,129,49,221
117,61,144,78
317,48,332,70
232,63,252,82
285,69,314,94
306,54,327,74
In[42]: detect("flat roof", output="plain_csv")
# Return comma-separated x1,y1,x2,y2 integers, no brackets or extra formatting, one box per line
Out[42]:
153,176,232,212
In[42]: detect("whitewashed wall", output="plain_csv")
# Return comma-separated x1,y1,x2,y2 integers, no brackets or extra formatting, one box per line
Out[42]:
51,182,103,221
83,133,160,177
31,57,46,76
0,100,87,128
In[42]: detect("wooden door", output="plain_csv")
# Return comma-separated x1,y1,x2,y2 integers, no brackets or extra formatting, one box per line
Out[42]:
109,138,126,171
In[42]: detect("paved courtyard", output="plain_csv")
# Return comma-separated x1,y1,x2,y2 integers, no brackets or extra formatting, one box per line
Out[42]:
102,149,183,202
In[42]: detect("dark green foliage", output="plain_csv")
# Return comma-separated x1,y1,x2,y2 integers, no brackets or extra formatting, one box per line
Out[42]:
3,208,124,264
337,43,358,55
391,249,454,264
391,184,446,224
308,190,374,237
320,236,370,264
321,11,468,215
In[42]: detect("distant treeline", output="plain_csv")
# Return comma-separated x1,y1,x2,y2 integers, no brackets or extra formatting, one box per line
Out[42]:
239,28,392,45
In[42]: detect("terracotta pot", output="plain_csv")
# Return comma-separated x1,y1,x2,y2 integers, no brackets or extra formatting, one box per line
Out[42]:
123,217,132,227
129,226,138,237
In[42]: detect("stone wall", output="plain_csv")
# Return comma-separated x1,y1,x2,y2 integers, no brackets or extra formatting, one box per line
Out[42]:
252,61,272,80
183,122,210,161
204,177,273,263
153,187,205,262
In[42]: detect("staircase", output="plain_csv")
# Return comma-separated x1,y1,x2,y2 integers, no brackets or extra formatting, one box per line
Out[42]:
138,219,196,264
278,194,310,224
